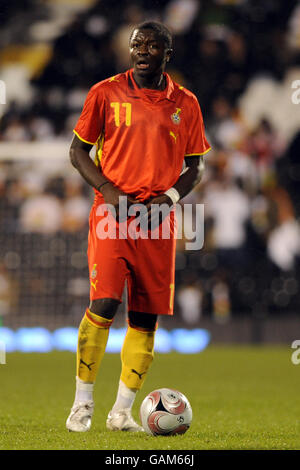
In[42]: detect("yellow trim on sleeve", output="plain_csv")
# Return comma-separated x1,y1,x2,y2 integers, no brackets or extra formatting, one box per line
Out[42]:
185,147,212,157
73,129,96,146
95,133,105,167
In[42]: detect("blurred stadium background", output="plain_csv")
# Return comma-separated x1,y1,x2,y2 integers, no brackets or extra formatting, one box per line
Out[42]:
0,0,300,352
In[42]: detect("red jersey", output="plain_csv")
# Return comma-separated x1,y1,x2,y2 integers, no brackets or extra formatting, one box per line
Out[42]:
74,69,211,201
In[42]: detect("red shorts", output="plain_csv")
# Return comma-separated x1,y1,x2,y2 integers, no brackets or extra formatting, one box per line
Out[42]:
87,198,177,315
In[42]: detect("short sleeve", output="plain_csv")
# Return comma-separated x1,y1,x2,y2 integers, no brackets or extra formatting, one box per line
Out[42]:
185,95,211,157
73,85,105,145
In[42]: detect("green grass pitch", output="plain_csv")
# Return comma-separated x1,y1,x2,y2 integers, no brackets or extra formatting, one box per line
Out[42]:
0,346,299,450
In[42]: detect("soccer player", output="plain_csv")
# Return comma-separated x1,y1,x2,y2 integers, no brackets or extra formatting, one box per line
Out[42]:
66,21,211,432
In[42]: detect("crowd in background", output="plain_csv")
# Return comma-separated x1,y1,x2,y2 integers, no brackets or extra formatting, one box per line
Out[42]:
0,0,300,327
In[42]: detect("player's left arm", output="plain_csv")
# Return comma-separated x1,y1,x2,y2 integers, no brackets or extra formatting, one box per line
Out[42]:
144,154,205,229
147,155,204,208
146,94,209,219
173,154,205,200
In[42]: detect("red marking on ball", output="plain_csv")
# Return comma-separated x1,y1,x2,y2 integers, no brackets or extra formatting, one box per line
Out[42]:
169,424,189,435
148,391,161,409
148,411,167,435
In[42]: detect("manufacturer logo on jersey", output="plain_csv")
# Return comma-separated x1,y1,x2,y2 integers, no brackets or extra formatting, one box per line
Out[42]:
91,264,97,279
91,264,98,291
171,108,181,125
170,131,178,143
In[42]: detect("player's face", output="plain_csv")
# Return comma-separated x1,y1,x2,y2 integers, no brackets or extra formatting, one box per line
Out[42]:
129,29,171,78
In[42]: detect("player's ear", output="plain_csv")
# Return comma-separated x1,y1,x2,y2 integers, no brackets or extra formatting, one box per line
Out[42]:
165,48,173,62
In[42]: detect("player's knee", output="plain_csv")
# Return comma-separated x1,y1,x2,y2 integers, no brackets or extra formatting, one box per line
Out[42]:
128,311,158,331
89,298,120,319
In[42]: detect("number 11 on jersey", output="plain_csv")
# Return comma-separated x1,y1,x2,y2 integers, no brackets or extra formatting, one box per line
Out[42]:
110,102,132,127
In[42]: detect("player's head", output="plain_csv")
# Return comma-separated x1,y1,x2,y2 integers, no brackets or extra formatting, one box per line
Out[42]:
129,21,173,78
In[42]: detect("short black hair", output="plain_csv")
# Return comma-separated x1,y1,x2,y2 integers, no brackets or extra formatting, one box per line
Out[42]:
129,21,172,49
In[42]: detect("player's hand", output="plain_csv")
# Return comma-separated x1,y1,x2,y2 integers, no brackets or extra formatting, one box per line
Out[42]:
143,194,173,229
101,182,140,220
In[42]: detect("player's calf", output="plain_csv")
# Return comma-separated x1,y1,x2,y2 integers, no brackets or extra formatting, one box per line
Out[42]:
67,302,118,432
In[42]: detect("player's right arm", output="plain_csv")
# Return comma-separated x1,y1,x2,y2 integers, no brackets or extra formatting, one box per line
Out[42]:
70,135,107,193
70,135,137,210
70,83,138,211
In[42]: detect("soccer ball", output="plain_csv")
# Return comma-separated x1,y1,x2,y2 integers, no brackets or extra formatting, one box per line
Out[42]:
140,388,192,436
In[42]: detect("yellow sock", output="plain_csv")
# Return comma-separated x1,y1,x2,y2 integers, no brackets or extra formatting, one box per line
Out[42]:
120,323,156,390
76,309,113,383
